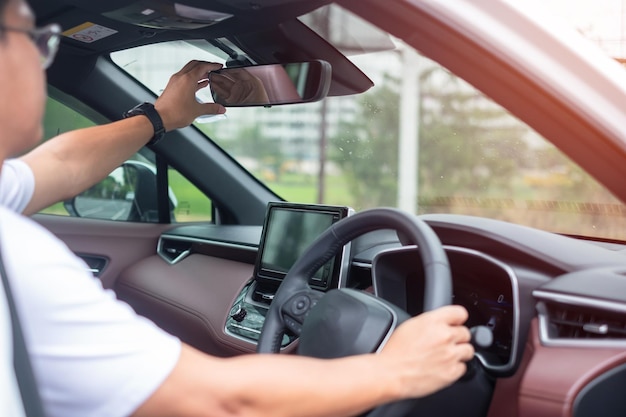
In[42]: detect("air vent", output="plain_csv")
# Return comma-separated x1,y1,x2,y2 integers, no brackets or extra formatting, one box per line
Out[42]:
157,237,193,264
541,301,626,341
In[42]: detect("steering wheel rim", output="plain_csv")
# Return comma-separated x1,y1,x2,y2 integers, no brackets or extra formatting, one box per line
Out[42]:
257,207,452,354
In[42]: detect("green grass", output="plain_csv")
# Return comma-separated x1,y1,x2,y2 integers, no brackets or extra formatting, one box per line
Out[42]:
37,169,626,241
265,173,356,207
39,201,68,215
39,172,358,221
168,170,213,222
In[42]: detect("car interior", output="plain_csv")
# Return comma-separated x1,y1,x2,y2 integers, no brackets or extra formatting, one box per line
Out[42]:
24,0,626,416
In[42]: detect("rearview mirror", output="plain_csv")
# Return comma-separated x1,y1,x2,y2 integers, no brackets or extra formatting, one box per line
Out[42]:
208,60,331,107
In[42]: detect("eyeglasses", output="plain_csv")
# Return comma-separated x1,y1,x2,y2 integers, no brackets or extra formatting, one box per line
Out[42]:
0,23,62,69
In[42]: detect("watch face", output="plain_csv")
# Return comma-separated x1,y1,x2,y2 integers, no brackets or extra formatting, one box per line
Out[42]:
125,103,165,145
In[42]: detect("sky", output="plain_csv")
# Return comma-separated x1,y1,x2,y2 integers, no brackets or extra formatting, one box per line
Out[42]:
525,0,626,58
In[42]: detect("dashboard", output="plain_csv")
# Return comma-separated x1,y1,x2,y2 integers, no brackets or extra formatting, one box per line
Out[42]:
108,211,626,417
46,206,626,417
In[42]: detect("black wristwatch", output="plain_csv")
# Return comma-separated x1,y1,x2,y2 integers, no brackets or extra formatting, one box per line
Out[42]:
123,102,166,146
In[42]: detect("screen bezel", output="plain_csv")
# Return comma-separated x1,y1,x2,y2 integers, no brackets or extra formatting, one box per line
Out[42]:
254,202,350,291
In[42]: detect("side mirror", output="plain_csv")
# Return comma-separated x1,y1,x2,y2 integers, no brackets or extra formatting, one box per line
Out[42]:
65,161,176,222
208,60,331,107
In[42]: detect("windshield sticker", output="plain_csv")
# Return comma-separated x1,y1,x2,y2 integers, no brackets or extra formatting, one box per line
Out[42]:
62,23,118,43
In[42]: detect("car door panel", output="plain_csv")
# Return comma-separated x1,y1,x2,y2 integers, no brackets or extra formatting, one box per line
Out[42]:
33,214,170,289
116,254,256,356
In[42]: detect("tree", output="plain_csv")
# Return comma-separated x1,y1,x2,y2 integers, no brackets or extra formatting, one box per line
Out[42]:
418,70,528,198
199,120,285,181
330,80,400,208
330,66,530,211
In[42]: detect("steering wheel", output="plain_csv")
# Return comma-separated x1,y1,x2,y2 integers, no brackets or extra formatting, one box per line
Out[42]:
257,208,452,415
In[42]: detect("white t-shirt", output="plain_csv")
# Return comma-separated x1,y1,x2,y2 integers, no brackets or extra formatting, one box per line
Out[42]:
0,285,26,417
0,159,181,417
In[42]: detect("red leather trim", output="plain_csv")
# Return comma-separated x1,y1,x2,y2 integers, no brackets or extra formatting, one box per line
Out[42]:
116,254,259,356
34,215,170,288
486,326,534,417
518,319,626,417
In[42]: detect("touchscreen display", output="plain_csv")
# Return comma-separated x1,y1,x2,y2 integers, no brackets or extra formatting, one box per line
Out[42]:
255,203,350,290
261,209,334,277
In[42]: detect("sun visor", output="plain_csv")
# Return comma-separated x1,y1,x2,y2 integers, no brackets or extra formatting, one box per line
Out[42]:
299,4,396,56
235,19,374,97
103,1,233,30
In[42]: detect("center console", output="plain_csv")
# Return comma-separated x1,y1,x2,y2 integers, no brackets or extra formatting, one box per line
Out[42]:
225,202,352,347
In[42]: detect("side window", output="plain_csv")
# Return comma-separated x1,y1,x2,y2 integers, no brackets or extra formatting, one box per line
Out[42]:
169,168,213,223
38,95,97,216
40,92,213,223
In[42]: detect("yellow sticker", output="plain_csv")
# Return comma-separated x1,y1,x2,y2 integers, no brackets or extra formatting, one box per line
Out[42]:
62,22,118,43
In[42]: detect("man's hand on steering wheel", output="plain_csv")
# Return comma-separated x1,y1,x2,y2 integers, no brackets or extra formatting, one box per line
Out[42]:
379,305,474,399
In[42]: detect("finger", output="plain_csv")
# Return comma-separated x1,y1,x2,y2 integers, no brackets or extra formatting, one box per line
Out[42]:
458,343,475,362
196,79,210,90
189,61,223,81
198,102,226,115
175,59,203,75
450,361,468,382
431,305,469,325
175,60,224,80
453,325,471,344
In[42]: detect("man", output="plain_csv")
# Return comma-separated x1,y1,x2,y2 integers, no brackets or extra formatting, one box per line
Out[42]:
0,0,475,416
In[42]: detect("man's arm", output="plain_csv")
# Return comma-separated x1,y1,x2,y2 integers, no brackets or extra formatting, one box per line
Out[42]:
20,60,225,215
133,305,474,417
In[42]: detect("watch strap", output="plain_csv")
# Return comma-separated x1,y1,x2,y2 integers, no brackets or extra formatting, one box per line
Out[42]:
123,102,166,146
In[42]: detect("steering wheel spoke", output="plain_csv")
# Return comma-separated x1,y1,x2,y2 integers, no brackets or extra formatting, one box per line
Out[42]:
280,289,324,336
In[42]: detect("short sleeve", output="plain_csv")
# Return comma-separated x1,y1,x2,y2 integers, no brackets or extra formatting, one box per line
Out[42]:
0,208,181,417
0,160,35,213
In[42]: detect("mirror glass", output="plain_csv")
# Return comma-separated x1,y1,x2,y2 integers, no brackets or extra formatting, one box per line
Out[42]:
67,161,177,222
71,165,136,221
208,60,331,106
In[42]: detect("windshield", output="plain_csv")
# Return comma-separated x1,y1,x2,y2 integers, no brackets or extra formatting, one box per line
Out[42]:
111,4,626,241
